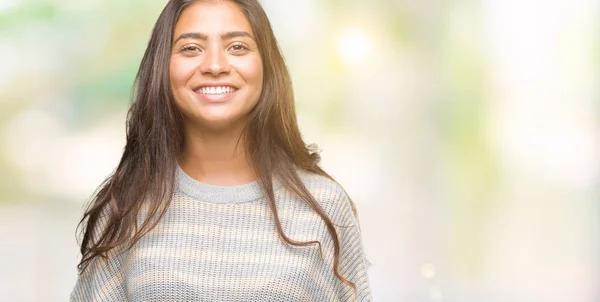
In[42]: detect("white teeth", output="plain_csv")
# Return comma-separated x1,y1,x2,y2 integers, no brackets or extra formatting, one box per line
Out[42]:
198,86,236,95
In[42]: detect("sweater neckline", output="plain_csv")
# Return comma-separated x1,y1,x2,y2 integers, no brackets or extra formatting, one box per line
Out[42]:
175,164,281,204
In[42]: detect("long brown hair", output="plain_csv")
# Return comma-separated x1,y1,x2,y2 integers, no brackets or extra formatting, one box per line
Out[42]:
77,0,359,296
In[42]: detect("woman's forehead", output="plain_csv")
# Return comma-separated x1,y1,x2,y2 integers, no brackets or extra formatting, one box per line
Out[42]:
173,1,254,38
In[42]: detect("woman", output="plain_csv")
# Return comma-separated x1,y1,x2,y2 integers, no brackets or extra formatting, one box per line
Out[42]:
71,0,371,301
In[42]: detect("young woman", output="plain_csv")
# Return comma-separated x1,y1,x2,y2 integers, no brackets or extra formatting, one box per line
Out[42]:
70,0,372,301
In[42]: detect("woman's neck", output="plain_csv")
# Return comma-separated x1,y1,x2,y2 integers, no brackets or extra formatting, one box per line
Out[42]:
178,124,257,186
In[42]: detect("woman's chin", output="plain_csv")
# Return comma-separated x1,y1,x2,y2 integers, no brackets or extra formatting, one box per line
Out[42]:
190,115,247,132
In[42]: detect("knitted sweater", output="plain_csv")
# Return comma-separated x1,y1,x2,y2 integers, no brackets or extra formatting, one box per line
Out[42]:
70,166,372,301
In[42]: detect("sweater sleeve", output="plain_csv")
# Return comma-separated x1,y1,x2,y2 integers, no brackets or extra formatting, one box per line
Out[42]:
70,249,127,301
335,190,373,302
70,207,128,302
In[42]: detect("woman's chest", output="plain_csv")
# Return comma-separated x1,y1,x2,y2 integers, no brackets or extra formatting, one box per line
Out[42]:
122,210,338,301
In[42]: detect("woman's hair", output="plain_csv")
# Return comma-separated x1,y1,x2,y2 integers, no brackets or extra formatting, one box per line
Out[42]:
77,0,359,295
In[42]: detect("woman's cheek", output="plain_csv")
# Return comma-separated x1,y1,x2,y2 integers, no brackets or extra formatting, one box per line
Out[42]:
232,56,261,77
170,57,200,87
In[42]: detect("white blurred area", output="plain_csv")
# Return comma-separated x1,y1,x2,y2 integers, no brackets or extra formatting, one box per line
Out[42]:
0,0,598,301
3,109,126,199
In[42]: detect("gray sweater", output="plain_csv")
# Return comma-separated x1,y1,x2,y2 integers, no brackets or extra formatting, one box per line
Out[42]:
70,166,372,301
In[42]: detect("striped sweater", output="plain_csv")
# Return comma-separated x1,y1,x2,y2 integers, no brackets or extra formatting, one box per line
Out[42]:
70,166,372,301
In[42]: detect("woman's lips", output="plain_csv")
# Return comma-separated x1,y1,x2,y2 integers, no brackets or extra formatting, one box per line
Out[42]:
194,89,238,103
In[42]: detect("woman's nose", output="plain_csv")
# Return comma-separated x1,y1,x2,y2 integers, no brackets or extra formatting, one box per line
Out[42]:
199,47,229,76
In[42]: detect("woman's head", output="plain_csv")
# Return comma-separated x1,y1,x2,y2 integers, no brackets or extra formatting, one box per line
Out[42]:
169,1,263,131
135,0,294,143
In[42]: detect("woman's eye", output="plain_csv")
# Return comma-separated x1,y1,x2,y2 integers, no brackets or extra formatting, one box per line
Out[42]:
181,45,201,52
229,43,248,52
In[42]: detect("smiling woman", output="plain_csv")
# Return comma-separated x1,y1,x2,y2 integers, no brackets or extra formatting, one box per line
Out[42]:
169,1,264,132
69,0,372,301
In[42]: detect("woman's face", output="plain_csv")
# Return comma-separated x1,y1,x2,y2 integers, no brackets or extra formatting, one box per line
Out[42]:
169,0,263,131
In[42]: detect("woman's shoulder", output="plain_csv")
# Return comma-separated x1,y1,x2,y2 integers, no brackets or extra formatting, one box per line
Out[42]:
289,169,357,226
296,169,344,193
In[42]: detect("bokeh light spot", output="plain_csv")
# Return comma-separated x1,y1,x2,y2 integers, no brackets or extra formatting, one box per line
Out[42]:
420,263,437,279
337,28,371,66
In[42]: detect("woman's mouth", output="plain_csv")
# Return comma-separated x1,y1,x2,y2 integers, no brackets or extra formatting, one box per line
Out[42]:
196,86,238,95
194,86,239,102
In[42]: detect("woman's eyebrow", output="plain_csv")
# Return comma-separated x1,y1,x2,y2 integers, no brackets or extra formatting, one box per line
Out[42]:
174,32,208,44
222,31,255,41
173,31,255,44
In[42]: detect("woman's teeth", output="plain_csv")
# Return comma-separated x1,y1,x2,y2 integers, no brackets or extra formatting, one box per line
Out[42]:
197,86,237,95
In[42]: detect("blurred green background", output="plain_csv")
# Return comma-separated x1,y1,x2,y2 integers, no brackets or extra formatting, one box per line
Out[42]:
0,0,598,301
